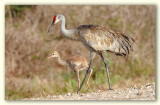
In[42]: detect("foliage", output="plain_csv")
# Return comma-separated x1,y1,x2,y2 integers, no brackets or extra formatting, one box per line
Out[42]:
5,5,33,17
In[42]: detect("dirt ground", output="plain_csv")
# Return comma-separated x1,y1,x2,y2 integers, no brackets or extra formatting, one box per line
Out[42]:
23,83,155,100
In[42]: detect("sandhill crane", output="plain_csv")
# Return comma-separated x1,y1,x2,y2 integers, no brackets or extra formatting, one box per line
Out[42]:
48,51,93,90
48,14,135,93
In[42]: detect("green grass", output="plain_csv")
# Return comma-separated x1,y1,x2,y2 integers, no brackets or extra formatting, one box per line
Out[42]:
5,55,155,100
5,52,155,100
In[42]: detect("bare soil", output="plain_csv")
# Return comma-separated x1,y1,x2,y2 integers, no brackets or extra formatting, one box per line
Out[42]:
23,83,155,100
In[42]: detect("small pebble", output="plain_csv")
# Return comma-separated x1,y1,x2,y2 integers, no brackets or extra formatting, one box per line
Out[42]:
67,93,71,96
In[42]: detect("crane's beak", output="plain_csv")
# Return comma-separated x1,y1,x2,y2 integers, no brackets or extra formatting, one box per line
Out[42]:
48,22,54,33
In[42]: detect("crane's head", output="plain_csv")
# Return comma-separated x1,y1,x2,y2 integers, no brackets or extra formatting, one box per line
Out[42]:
48,51,59,58
48,14,62,33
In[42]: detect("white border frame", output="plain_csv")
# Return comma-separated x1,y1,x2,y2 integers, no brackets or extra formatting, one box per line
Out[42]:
1,0,159,105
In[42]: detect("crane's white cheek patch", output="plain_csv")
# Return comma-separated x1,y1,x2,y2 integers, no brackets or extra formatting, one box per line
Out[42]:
54,19,59,24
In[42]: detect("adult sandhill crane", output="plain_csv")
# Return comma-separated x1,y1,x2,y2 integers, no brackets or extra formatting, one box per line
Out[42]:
48,51,93,90
48,14,135,93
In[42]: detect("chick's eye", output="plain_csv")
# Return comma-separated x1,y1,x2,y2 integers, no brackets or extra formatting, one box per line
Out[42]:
53,54,54,55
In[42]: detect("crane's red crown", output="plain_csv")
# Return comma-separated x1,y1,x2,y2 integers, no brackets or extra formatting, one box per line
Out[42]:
53,15,57,22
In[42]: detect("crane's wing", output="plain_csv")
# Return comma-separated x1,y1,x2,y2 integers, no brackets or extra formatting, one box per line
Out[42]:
76,25,135,56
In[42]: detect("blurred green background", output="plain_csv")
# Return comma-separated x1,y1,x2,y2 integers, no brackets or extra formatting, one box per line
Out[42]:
5,5,155,100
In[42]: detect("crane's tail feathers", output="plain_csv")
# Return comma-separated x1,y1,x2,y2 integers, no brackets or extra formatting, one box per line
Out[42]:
115,52,126,56
116,34,135,56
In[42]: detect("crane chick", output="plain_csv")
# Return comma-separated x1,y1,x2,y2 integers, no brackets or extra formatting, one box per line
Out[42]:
48,51,93,90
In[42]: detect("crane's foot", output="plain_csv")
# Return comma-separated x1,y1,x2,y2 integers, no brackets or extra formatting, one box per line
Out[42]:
109,88,113,90
77,88,81,94
77,90,80,94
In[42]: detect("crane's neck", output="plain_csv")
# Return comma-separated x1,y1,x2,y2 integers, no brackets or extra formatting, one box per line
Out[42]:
60,15,78,40
56,54,68,66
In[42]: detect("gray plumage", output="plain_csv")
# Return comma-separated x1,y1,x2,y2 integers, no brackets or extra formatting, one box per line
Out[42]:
74,24,135,56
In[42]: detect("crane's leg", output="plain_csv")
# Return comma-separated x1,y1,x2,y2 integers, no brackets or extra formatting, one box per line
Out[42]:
86,69,93,90
99,53,112,90
77,60,92,94
77,52,96,94
76,71,80,88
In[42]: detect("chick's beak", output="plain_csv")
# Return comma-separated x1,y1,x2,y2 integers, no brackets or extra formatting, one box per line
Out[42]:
48,22,54,33
48,56,53,59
